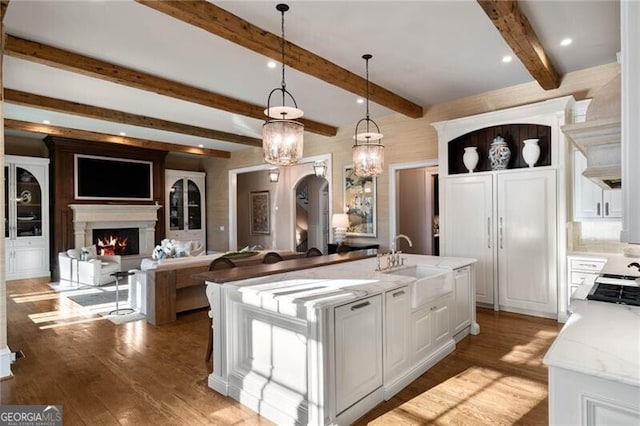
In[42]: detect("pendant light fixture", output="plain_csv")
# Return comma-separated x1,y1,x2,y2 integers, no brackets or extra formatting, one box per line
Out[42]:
263,3,304,166
352,54,384,177
313,160,327,178
268,168,280,183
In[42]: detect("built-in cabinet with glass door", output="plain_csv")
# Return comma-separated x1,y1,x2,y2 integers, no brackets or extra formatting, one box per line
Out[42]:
165,169,206,250
4,155,50,280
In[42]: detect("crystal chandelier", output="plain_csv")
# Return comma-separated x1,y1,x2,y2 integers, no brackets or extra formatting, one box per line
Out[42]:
262,3,304,166
352,54,384,177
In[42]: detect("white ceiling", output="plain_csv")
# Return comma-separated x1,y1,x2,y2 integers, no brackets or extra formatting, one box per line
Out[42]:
2,0,620,154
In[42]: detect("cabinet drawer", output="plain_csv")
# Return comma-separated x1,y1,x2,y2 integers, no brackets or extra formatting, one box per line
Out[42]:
571,271,599,285
569,259,605,272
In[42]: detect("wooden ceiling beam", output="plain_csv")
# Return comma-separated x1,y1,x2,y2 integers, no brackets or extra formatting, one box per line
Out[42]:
136,0,424,118
5,119,231,158
1,1,9,23
4,89,262,148
477,0,560,90
4,34,337,137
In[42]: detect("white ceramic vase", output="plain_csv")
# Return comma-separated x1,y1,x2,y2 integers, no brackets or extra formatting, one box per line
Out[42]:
522,138,540,168
463,147,479,173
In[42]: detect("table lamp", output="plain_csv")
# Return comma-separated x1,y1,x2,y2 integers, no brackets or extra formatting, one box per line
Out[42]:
331,213,349,245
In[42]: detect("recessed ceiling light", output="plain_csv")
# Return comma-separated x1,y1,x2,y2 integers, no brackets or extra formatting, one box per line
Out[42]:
267,61,277,69
356,98,364,104
42,120,50,124
119,132,126,136
198,144,204,148
560,38,573,47
502,55,513,63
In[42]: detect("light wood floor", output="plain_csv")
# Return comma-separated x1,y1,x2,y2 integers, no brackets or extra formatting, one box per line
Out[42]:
2,278,561,425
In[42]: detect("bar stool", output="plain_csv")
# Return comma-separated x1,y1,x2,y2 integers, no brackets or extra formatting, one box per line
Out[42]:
109,271,135,315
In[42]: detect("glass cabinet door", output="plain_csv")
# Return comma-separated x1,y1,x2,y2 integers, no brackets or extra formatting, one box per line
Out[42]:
187,179,202,230
15,167,43,239
170,179,184,231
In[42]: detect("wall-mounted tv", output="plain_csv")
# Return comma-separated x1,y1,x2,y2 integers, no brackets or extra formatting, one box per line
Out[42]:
74,154,153,201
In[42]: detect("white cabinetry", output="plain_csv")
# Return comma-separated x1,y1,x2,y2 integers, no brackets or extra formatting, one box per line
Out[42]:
384,286,411,384
566,255,605,305
497,169,557,316
4,156,50,280
334,294,383,414
441,176,494,306
165,170,206,249
411,293,451,364
573,150,622,220
452,266,472,337
443,170,558,317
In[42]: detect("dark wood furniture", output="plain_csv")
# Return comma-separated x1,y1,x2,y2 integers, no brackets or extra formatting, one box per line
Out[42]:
327,243,380,254
193,250,377,284
45,136,167,279
147,251,304,325
305,247,323,257
262,252,284,264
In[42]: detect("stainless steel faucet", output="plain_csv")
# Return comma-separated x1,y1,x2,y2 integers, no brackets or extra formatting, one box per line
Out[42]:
391,234,413,266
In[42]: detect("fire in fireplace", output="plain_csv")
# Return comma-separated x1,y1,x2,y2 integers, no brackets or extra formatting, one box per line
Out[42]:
92,228,139,256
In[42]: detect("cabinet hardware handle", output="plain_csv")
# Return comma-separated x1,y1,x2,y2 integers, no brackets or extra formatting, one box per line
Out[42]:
350,301,371,311
578,263,596,268
487,217,491,248
499,217,503,249
605,202,610,216
392,290,405,298
596,202,601,216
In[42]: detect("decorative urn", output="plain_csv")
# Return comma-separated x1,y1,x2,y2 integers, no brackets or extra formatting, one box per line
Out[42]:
488,135,511,170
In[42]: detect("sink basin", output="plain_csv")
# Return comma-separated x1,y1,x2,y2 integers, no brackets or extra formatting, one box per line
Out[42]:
390,265,449,279
389,265,453,308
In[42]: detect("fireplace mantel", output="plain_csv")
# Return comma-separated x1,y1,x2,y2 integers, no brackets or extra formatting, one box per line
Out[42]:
69,204,161,260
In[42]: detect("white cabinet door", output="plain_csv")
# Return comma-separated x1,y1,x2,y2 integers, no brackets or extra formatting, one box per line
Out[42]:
603,189,623,218
165,170,206,249
334,295,383,414
432,294,452,349
452,267,471,336
573,150,622,220
573,150,603,219
384,286,411,384
441,175,494,305
410,293,451,364
497,170,557,316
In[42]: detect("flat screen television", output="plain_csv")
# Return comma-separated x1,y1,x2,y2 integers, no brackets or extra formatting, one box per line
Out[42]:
74,154,153,201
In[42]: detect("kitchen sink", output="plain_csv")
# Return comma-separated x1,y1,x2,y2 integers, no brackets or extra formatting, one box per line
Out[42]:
388,265,453,308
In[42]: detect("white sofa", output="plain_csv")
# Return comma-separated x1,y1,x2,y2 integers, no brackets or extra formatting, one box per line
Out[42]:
58,248,122,286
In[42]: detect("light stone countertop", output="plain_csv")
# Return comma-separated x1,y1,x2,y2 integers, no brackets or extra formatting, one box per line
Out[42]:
229,254,477,310
544,255,640,386
543,296,640,386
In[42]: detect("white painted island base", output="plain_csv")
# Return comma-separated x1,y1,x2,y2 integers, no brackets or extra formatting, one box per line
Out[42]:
205,256,478,425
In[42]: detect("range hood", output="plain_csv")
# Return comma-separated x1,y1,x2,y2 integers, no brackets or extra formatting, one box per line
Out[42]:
562,73,621,189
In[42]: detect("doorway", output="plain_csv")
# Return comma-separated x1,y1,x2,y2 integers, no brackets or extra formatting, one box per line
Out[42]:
294,175,329,254
389,160,439,255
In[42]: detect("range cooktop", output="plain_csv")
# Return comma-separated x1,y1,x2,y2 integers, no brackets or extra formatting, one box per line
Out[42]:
587,282,640,306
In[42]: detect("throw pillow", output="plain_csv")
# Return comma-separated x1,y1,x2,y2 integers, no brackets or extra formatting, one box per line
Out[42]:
66,248,80,259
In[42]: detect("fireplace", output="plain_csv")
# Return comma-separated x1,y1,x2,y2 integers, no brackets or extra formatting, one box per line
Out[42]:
69,204,161,270
92,228,139,256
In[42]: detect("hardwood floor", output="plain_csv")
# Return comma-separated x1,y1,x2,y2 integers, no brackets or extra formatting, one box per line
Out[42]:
2,278,561,425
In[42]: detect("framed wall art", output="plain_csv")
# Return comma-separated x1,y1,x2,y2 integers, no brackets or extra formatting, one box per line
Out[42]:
343,166,376,237
250,191,270,235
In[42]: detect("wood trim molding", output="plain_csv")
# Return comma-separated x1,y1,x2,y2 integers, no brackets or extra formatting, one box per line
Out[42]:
4,34,337,136
477,0,561,90
4,89,262,148
5,119,231,158
0,1,8,23
136,0,424,118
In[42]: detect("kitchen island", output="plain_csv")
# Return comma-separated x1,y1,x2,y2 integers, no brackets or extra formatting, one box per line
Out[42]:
196,253,478,426
543,259,640,425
